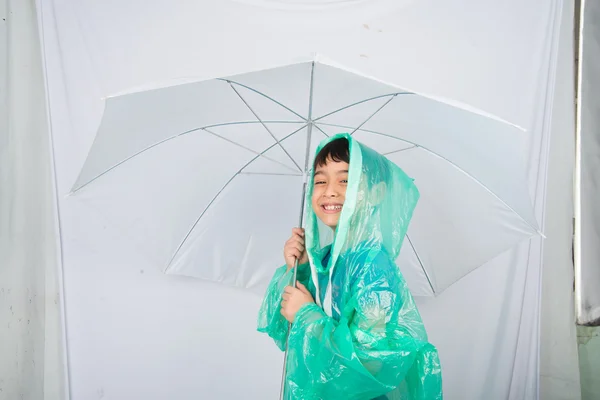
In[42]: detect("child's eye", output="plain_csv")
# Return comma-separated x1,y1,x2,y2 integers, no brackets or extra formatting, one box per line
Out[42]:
341,179,348,184
315,180,325,185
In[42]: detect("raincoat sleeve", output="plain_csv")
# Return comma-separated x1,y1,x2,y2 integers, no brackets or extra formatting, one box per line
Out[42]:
285,252,442,400
257,262,311,351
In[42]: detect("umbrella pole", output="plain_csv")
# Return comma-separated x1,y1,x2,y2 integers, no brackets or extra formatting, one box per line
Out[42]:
279,62,315,400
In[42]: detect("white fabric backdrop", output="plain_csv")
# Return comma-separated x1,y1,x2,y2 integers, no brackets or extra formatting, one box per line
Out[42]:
576,0,600,326
36,0,571,398
0,0,68,399
540,0,581,397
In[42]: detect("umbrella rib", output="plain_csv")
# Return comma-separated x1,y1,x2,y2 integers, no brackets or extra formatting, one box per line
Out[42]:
219,78,307,121
317,122,540,234
313,92,412,122
203,128,299,174
406,234,435,294
350,95,397,135
312,123,330,138
204,120,306,127
383,145,418,156
239,172,302,177
70,120,302,193
228,82,303,172
166,124,308,268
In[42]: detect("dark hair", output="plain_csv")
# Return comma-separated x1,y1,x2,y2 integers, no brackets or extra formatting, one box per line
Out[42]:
313,137,350,170
313,137,390,185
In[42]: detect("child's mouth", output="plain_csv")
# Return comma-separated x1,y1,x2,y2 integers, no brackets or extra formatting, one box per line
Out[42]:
322,204,343,214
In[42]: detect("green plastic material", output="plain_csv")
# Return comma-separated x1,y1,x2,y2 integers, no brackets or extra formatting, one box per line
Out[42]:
257,133,443,399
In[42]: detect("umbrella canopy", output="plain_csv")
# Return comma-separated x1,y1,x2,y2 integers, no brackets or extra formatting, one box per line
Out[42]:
71,60,540,296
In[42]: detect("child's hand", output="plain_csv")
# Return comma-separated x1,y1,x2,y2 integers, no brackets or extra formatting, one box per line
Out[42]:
283,228,308,270
280,282,314,323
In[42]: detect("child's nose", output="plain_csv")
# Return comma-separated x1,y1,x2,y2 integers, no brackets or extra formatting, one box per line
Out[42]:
324,184,338,197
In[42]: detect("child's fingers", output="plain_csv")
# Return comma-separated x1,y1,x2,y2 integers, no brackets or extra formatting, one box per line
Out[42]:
292,227,305,237
284,286,301,296
285,244,299,255
290,234,305,248
285,236,304,250
289,231,304,241
286,248,301,261
296,282,308,293
286,235,304,253
291,242,305,253
284,286,294,294
288,238,304,249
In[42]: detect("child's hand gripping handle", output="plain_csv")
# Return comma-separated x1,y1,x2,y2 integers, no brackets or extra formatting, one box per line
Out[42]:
284,227,308,275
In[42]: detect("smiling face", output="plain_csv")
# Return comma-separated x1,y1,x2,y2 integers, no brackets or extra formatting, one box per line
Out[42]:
311,158,349,230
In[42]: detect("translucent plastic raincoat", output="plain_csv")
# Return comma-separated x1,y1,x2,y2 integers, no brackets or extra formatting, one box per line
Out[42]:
257,133,443,399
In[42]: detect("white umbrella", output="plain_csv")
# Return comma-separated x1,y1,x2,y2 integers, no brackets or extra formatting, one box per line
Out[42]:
70,60,541,297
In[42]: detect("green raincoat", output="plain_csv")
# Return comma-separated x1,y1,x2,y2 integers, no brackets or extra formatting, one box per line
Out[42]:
257,133,443,399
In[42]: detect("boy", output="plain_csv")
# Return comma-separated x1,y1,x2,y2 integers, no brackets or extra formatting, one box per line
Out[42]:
258,133,443,399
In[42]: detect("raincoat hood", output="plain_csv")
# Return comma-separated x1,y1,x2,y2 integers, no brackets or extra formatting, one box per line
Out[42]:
305,133,420,309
